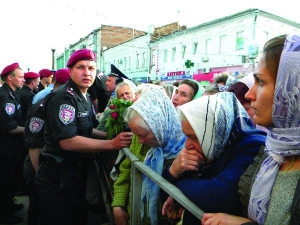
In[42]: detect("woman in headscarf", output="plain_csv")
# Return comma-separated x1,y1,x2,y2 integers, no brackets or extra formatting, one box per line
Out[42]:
112,84,186,225
162,92,266,225
172,79,204,108
202,34,300,225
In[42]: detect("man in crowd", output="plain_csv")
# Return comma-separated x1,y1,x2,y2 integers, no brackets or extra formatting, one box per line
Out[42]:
37,68,54,92
105,64,129,107
87,70,109,120
16,71,40,121
34,49,132,225
0,62,25,224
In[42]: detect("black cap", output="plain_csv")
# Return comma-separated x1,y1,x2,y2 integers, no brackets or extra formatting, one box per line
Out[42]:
108,64,129,79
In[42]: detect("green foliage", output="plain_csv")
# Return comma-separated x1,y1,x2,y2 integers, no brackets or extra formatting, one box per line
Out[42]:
105,98,133,140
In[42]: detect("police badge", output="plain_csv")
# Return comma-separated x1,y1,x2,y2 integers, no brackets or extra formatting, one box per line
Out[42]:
29,117,44,133
5,103,15,115
59,104,75,125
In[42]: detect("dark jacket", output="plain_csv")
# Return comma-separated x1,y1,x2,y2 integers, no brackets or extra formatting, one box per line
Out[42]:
162,132,266,225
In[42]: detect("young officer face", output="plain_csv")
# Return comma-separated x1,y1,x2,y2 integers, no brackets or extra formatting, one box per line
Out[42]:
245,58,275,127
69,60,96,94
11,68,25,90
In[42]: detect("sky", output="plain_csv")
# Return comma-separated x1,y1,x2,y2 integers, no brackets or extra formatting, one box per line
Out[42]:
0,0,299,73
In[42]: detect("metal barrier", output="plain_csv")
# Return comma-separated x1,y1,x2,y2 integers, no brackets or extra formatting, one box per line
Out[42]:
121,147,204,225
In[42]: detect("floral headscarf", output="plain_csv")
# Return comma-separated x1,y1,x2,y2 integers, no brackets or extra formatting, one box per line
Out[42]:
127,84,186,225
177,92,256,161
248,34,300,224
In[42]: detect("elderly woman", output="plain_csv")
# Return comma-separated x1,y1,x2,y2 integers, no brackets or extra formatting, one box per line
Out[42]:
96,80,136,132
112,84,186,225
202,34,300,225
162,92,266,225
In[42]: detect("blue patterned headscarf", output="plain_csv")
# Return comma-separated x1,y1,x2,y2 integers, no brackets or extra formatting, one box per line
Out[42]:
177,92,256,161
248,34,300,224
127,84,186,225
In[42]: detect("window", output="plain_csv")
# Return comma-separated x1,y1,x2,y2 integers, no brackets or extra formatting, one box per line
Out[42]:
172,47,176,61
219,35,227,53
193,42,198,54
142,52,146,67
136,53,140,68
205,39,211,55
182,45,186,59
236,31,244,50
164,49,167,62
128,56,131,70
152,49,156,66
124,57,127,70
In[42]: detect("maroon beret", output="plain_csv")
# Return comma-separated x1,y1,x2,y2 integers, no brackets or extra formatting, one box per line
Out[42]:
67,49,96,67
55,68,70,84
1,62,20,77
39,69,53,77
24,72,40,79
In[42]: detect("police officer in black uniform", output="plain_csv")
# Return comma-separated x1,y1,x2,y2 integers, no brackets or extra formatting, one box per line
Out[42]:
23,68,71,225
16,71,40,121
0,62,25,224
34,49,133,225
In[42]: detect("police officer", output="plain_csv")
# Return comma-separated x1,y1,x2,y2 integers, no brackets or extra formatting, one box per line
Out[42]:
0,62,25,224
37,69,53,92
88,70,109,120
16,72,40,124
34,49,132,225
23,68,71,225
105,64,129,107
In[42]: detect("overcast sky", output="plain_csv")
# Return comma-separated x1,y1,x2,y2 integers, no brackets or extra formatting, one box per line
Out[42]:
0,0,299,72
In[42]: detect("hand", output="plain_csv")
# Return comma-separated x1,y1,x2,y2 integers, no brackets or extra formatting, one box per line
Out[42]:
113,207,129,225
111,132,133,149
169,148,204,178
162,196,183,221
202,213,252,225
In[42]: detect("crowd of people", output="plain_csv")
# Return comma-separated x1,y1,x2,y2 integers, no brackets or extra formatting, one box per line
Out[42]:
0,33,299,225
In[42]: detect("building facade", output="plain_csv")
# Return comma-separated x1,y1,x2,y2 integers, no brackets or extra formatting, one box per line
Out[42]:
56,9,300,86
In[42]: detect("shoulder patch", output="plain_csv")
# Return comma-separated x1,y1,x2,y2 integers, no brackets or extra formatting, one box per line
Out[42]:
29,117,44,133
5,103,15,115
59,104,75,125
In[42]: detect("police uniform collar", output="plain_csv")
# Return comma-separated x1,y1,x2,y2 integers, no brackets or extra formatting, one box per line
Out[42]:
67,79,91,101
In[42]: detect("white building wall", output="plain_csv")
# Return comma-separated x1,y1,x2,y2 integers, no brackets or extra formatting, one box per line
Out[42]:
100,10,300,82
102,35,151,80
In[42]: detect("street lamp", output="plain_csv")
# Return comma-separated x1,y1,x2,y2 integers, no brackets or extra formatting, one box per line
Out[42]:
51,48,56,70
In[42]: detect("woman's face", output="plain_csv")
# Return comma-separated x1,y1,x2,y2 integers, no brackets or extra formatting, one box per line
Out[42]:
128,118,159,147
117,85,133,101
181,120,206,160
245,58,275,127
172,84,195,107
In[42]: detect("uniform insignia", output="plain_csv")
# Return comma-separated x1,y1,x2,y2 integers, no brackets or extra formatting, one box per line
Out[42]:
5,103,15,115
8,91,15,99
66,87,74,95
59,104,75,125
29,117,44,133
78,111,89,117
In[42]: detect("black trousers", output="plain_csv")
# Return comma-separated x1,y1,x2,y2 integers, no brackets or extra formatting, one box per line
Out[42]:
0,137,22,212
23,154,38,225
35,162,88,225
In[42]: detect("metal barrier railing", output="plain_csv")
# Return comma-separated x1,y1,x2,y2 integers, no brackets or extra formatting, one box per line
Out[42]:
121,147,204,225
